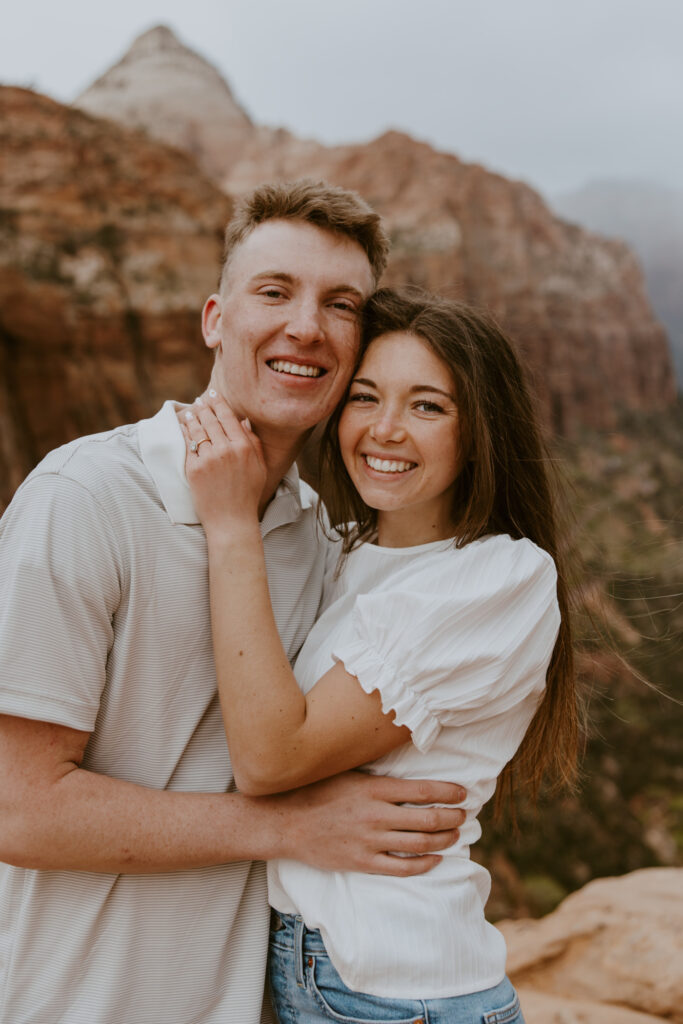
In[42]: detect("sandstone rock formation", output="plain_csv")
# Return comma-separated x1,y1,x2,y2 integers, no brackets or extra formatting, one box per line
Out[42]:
73,26,676,435
75,25,256,181
0,86,231,508
501,868,683,1023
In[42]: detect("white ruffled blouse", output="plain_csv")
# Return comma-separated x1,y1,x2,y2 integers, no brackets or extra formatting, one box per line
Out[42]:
267,532,561,998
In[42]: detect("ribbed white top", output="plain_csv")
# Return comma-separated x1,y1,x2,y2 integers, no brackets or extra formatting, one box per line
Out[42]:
268,533,560,998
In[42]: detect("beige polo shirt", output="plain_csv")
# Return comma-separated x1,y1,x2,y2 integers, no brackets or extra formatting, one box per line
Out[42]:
0,401,328,1024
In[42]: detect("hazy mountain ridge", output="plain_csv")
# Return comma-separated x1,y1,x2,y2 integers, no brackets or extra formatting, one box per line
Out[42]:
552,180,683,385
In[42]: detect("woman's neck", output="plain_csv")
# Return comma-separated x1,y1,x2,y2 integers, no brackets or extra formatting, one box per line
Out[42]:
376,508,456,548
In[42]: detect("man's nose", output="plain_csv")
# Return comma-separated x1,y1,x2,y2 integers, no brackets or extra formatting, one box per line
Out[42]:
285,300,323,345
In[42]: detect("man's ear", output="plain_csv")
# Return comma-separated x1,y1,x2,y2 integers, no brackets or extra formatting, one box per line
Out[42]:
202,294,222,351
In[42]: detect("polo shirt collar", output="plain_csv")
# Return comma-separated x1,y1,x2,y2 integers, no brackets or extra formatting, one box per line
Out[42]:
137,400,311,526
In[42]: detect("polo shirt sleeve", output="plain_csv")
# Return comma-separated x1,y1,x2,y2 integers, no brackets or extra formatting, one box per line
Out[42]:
331,538,561,753
0,472,122,731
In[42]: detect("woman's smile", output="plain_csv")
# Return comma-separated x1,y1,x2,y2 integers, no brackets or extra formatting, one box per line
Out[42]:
361,453,417,475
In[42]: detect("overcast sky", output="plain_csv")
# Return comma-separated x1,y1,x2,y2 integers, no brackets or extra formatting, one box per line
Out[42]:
3,0,682,196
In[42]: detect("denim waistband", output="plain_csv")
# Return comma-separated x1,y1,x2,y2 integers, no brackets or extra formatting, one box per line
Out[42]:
270,909,328,955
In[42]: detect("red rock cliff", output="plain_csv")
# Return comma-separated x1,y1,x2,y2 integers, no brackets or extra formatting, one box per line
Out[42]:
0,86,231,508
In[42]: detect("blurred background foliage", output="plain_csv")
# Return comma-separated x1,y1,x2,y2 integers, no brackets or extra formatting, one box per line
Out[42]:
477,402,683,918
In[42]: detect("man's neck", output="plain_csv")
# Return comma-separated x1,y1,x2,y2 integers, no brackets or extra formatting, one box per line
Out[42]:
256,426,309,520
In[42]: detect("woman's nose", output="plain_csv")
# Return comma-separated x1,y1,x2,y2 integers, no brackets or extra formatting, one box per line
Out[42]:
369,412,406,443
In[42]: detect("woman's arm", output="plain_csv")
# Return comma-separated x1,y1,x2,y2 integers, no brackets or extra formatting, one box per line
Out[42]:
207,529,409,795
183,397,410,797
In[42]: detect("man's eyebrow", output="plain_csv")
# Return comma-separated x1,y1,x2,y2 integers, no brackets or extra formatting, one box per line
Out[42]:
329,284,366,300
251,271,295,284
350,378,456,402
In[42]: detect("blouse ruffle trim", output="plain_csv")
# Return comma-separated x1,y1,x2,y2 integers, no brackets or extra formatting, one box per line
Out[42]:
333,633,441,754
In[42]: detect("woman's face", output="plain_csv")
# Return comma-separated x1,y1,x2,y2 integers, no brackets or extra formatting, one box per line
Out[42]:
338,331,463,541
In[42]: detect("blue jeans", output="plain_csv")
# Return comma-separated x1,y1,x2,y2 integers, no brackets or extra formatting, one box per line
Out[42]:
268,912,525,1024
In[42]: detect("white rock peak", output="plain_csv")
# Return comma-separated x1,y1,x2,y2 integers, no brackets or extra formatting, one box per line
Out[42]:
74,24,254,179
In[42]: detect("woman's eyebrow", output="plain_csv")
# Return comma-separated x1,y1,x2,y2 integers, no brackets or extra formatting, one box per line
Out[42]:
410,385,457,401
351,378,456,402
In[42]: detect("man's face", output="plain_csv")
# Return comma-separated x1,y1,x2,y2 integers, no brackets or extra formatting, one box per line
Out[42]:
203,219,375,441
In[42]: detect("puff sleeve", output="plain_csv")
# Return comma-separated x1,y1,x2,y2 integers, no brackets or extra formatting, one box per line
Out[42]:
330,536,561,753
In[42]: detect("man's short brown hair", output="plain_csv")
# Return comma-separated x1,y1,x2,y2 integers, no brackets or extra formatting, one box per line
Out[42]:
220,179,389,289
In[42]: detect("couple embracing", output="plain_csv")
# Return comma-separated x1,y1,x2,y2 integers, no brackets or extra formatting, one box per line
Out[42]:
0,180,577,1024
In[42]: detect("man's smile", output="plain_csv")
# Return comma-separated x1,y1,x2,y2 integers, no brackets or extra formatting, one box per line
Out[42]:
267,359,326,378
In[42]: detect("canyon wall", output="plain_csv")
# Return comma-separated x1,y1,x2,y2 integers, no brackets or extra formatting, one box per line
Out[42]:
0,86,231,506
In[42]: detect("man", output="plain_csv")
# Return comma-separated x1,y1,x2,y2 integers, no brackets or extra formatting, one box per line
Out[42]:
0,181,465,1023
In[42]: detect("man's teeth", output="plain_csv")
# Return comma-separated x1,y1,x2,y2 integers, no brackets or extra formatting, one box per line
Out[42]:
364,455,416,474
269,360,322,378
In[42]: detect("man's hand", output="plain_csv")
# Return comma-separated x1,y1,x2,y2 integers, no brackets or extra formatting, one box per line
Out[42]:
254,771,466,876
0,715,464,875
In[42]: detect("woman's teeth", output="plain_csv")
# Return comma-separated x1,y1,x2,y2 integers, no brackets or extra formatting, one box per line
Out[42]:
364,455,416,474
269,360,322,377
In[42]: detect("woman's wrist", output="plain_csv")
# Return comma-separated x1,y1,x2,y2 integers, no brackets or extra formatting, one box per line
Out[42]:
204,519,263,557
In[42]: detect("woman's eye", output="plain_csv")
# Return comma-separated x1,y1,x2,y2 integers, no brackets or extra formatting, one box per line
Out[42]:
347,392,376,404
415,401,444,413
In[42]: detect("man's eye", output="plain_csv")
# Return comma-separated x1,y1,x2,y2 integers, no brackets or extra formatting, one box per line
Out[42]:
261,288,285,299
331,300,358,314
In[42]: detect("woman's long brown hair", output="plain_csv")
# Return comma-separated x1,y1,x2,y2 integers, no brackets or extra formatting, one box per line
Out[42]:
319,288,579,805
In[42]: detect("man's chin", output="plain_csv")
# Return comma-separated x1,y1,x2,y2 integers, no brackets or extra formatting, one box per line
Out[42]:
258,414,319,438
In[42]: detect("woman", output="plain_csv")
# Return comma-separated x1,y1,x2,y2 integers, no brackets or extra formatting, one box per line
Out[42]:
182,288,577,1024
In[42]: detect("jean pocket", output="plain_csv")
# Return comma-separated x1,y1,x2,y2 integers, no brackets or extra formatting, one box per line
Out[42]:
482,990,523,1024
310,955,424,1024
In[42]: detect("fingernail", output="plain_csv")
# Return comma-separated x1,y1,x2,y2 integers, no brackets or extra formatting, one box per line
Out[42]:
184,410,194,421
208,389,217,398
242,417,251,431
195,396,204,405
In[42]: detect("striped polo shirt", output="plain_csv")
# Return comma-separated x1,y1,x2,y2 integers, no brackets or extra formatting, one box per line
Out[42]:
0,401,328,1024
